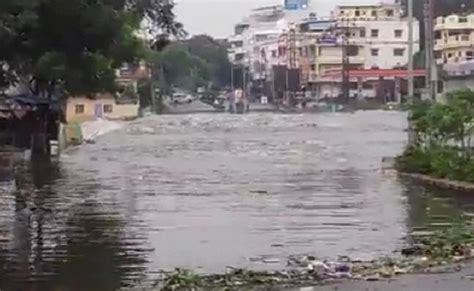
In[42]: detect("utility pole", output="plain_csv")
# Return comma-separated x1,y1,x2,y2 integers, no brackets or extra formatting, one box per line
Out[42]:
424,0,435,100
341,21,350,103
149,65,156,114
407,0,415,99
230,63,234,91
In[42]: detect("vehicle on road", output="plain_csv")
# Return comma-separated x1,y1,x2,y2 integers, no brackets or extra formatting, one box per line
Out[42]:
171,92,194,104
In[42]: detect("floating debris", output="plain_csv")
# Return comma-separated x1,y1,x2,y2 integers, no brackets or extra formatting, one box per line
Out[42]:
150,225,474,290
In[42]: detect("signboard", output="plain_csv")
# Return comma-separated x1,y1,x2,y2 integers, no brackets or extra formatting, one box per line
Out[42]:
319,35,338,44
284,0,309,10
307,21,331,32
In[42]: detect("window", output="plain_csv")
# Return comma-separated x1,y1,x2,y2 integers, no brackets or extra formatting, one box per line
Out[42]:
447,52,453,58
371,29,379,38
394,48,405,56
309,45,316,56
235,53,244,61
394,30,403,38
255,34,268,42
371,49,379,56
104,104,113,113
467,51,473,57
75,104,85,114
355,10,360,17
371,10,377,17
347,45,359,56
459,17,468,23
386,10,394,17
360,29,366,38
271,50,277,58
310,64,316,71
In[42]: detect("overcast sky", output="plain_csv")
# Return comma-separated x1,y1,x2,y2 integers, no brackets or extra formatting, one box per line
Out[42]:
174,0,380,38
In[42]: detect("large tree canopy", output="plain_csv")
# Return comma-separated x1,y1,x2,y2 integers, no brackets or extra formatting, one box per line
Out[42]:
0,0,182,96
154,35,231,92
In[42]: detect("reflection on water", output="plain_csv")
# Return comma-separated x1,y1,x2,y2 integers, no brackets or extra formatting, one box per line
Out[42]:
404,182,474,233
0,111,473,290
0,160,148,291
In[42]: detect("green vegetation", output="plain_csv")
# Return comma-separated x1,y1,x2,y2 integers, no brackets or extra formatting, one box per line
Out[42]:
397,90,474,182
0,0,182,97
149,35,231,92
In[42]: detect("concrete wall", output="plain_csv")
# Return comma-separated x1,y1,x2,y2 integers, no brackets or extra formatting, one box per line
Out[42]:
437,78,474,103
65,95,139,123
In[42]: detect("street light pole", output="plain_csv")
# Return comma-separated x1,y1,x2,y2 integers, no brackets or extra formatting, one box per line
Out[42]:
407,0,414,99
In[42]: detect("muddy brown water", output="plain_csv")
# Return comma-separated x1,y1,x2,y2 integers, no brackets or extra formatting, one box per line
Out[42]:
0,111,474,290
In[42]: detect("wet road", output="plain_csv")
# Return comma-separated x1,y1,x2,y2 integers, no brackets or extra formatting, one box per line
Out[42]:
1,111,474,290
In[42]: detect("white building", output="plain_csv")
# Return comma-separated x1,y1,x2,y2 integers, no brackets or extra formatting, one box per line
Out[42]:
228,0,421,101
227,2,317,91
334,2,420,71
434,14,474,66
312,1,420,100
434,13,474,101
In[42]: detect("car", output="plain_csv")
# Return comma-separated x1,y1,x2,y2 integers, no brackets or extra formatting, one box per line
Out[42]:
171,93,193,104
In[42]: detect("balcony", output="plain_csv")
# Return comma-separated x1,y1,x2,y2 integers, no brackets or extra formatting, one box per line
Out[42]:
434,35,474,50
229,46,245,55
228,34,243,43
435,16,474,31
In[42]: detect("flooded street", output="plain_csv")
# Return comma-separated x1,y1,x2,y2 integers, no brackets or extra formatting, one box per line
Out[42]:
1,111,474,290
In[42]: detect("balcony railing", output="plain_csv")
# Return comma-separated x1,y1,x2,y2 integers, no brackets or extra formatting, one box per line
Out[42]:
434,35,473,50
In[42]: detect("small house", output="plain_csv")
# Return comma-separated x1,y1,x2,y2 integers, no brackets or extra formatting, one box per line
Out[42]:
64,93,139,123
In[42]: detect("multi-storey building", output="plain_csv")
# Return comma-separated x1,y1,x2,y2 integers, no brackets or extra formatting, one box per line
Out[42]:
434,14,474,66
227,3,315,97
434,14,474,100
228,0,421,102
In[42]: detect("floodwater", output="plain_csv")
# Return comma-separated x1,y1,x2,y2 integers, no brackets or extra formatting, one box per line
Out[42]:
1,111,474,290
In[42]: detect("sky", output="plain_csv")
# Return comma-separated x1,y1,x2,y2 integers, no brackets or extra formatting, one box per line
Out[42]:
174,0,381,38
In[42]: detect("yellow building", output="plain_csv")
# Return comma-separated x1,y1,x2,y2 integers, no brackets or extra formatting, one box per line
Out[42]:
434,14,474,65
64,94,139,123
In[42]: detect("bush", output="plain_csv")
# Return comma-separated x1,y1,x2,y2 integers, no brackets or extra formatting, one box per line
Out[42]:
396,146,432,174
429,146,461,179
398,89,474,183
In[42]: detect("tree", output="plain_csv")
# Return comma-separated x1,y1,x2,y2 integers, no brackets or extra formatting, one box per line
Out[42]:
185,35,231,88
0,0,182,97
152,35,231,92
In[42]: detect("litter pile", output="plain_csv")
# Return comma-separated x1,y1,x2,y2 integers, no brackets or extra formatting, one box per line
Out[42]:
153,226,474,290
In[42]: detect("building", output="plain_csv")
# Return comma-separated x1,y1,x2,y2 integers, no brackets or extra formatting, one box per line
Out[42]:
228,0,420,102
227,2,317,100
328,1,420,100
434,13,474,101
434,14,474,66
64,94,139,123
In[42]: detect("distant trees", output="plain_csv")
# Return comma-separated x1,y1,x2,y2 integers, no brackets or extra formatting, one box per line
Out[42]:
153,35,231,92
0,0,182,97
